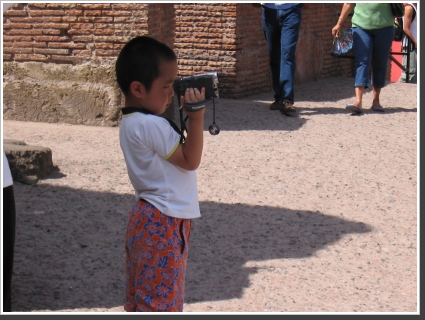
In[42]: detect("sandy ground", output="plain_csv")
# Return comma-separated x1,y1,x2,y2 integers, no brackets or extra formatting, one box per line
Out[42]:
2,76,418,314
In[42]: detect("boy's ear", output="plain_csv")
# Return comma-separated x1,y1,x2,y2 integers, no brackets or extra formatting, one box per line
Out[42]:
130,81,146,99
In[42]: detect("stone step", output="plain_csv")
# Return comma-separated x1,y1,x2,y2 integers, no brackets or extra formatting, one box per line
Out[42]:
3,139,55,185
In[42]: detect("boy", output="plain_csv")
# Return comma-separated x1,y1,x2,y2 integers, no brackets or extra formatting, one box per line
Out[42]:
116,36,206,312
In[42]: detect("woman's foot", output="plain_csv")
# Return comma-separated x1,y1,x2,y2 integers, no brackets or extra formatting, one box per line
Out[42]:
371,104,385,112
346,103,363,114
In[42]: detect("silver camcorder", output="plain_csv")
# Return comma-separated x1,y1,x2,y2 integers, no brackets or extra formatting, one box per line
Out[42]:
173,71,219,111
173,71,220,135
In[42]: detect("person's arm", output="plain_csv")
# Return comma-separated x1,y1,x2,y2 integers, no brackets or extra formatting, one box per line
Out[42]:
403,5,417,49
167,88,206,171
331,3,355,37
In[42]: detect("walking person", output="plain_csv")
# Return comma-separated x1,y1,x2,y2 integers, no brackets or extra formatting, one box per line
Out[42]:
2,152,16,312
332,3,395,114
399,3,417,83
3,4,17,312
254,3,306,115
116,36,206,312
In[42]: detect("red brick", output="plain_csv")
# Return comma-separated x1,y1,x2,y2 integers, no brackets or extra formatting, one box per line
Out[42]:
9,29,43,35
112,4,148,10
84,10,103,16
50,55,80,63
30,10,66,16
3,36,33,41
70,23,95,29
34,48,69,55
2,10,28,17
61,16,78,23
67,29,95,36
96,50,121,56
33,36,69,42
48,42,85,49
65,10,83,15
3,47,33,54
9,17,43,23
9,23,32,29
102,11,132,17
46,4,77,9
93,29,114,35
71,36,94,42
79,4,112,10
14,54,49,61
13,42,46,48
34,23,70,29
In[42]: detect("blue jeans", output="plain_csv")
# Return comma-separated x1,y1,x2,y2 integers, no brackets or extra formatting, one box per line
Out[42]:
262,4,302,104
352,26,394,88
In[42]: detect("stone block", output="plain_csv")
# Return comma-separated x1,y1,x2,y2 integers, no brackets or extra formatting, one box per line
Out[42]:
3,139,55,185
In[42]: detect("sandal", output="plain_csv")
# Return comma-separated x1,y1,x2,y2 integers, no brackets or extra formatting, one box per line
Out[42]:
371,104,385,112
346,103,363,114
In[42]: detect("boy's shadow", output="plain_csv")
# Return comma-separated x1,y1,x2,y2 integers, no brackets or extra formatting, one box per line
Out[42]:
10,183,371,311
185,201,371,302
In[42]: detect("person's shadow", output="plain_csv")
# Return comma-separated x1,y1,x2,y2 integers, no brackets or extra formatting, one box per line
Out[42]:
184,201,371,302
194,77,417,133
10,183,371,311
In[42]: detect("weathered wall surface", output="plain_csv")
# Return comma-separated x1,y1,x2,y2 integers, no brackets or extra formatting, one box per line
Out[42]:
3,3,355,126
3,61,122,126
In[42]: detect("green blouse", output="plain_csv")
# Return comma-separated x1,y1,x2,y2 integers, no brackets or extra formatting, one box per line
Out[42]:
352,3,394,30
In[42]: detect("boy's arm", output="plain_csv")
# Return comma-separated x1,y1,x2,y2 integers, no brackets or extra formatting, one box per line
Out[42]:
167,88,206,171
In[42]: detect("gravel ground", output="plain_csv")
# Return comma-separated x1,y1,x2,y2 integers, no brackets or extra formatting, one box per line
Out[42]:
2,76,418,314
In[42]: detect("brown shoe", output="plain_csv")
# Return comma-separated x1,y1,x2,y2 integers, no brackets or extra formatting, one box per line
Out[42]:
269,100,281,110
280,101,296,114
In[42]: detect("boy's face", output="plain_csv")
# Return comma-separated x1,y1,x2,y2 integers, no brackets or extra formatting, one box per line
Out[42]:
143,59,178,115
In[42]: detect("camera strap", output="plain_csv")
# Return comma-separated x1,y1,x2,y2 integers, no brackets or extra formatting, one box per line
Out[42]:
178,108,189,143
121,107,186,144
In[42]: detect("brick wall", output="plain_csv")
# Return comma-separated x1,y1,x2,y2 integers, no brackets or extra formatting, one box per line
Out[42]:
3,3,355,99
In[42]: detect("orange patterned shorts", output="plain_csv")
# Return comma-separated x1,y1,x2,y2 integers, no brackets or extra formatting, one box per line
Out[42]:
124,199,192,312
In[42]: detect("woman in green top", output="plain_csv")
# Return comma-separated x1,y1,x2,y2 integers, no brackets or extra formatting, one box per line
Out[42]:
332,3,395,114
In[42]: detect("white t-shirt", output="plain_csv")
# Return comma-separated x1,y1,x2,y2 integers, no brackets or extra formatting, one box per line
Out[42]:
119,112,201,219
3,151,13,188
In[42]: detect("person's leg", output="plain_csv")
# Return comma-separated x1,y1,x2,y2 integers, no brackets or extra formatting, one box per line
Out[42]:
279,4,302,105
370,26,394,110
351,27,373,110
125,200,190,312
408,49,417,83
262,7,282,104
399,46,408,82
354,86,365,108
371,87,382,110
399,47,417,83
3,185,16,312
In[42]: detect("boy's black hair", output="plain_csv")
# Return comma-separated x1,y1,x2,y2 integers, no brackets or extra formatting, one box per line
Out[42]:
115,36,177,95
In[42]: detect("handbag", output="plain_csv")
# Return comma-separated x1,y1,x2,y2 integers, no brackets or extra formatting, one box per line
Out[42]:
390,3,405,18
331,29,354,57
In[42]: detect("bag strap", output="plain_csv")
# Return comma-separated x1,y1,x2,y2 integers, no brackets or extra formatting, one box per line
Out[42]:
121,107,186,144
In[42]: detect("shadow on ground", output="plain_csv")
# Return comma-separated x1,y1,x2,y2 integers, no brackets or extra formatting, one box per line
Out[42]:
193,77,417,132
10,182,371,311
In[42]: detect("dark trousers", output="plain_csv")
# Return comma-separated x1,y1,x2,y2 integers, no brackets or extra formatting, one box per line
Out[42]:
262,4,302,104
2,185,16,312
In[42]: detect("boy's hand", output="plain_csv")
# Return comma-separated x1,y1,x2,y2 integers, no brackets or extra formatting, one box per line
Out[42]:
180,87,206,116
184,87,205,103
